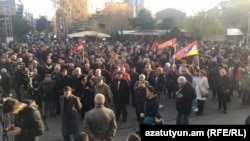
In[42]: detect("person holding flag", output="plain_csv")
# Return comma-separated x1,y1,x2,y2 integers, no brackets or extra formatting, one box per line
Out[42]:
158,38,177,50
173,41,199,60
71,39,84,56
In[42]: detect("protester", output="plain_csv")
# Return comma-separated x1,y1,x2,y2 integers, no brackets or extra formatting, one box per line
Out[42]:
136,86,159,135
176,76,196,125
60,86,82,141
216,67,231,114
83,93,117,141
134,80,146,120
38,74,57,118
110,71,130,122
3,98,44,141
126,133,141,141
154,112,165,125
1,68,11,97
241,64,250,105
195,70,209,116
94,76,113,107
153,67,166,108
245,114,250,125
1,34,250,140
74,132,89,141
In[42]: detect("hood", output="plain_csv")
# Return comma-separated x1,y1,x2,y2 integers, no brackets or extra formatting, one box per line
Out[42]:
22,99,38,109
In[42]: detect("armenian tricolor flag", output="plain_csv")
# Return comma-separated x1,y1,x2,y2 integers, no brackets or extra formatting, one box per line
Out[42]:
158,38,177,50
71,39,84,55
174,41,198,60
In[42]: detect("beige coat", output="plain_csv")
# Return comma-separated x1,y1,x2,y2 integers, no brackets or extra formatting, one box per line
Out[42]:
195,76,209,100
83,105,117,141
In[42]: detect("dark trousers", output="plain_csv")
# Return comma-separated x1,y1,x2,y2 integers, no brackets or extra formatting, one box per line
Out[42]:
230,80,241,96
167,86,176,98
63,134,78,141
135,105,141,119
131,88,135,107
212,89,217,99
218,93,227,112
14,84,21,101
176,112,189,125
242,90,250,105
115,104,128,120
197,100,205,114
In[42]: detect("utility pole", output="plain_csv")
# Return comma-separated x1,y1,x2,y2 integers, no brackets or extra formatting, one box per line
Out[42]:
247,12,250,47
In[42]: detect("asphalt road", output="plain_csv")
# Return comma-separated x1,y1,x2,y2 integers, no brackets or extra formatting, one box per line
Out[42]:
39,92,250,141
1,91,250,141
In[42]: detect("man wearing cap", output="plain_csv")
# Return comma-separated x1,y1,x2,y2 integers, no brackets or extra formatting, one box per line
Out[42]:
60,86,82,141
94,76,113,107
38,74,57,118
176,76,196,125
2,98,44,141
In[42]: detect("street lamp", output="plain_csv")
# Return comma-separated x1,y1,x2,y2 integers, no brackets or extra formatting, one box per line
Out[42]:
247,12,250,47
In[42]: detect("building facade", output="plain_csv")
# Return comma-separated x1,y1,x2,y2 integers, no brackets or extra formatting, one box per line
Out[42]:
123,0,144,15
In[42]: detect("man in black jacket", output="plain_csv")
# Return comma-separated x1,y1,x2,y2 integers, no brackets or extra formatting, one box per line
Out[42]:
110,71,130,122
176,76,196,125
3,98,44,141
1,68,11,97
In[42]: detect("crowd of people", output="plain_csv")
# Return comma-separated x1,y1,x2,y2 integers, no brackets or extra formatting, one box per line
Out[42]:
1,38,250,140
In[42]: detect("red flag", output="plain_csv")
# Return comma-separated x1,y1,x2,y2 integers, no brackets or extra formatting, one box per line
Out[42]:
150,41,158,52
158,38,177,50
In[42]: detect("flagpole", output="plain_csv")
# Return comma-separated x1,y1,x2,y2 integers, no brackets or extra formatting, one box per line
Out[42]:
173,46,176,65
82,48,84,64
197,53,200,69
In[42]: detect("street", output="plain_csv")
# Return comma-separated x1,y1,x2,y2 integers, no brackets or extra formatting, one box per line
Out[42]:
37,92,250,141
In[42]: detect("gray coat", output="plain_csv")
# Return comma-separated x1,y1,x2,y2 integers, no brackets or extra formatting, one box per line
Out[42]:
83,105,117,141
60,95,82,135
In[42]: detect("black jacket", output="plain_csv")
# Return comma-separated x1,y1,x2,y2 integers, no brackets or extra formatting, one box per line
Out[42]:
110,78,130,105
142,70,156,86
217,75,231,94
153,73,166,91
139,95,159,117
14,100,44,141
241,72,250,92
176,82,196,115
1,72,11,94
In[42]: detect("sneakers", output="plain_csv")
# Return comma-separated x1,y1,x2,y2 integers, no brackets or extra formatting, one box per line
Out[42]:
159,105,164,109
193,108,198,112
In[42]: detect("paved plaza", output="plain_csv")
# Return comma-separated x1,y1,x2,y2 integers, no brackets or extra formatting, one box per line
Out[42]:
37,92,250,141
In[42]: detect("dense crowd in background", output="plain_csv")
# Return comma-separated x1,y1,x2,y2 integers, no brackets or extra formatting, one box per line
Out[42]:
1,38,250,140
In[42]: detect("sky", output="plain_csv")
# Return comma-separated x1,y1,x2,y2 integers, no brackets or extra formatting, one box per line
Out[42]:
21,0,225,19
21,0,55,19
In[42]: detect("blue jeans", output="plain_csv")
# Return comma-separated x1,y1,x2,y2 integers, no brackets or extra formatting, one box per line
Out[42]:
157,90,165,106
176,112,189,125
192,99,198,109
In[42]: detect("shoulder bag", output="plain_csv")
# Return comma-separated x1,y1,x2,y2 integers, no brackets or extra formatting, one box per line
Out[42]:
198,80,209,97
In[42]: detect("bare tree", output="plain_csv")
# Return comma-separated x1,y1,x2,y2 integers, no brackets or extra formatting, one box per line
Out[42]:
100,2,133,34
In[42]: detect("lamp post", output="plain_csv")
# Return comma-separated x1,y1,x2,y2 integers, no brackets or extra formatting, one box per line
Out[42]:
247,12,250,47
